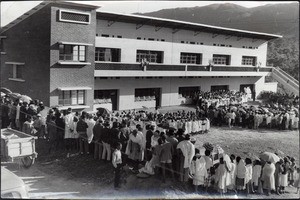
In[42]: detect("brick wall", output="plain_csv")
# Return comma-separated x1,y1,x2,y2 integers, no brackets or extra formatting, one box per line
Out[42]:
49,5,96,110
0,6,51,105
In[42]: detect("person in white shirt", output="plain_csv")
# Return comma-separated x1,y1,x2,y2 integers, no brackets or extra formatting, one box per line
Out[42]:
112,142,123,189
177,134,195,183
64,108,75,154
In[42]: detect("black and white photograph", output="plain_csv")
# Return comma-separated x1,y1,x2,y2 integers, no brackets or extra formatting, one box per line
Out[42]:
0,0,299,199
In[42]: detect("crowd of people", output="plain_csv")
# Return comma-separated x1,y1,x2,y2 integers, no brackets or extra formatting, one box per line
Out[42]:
190,90,299,131
1,90,299,195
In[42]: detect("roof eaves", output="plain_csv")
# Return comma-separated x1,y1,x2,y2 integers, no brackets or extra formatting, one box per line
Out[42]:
96,11,282,40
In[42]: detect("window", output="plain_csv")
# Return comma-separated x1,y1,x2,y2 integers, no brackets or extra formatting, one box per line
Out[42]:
101,34,109,37
59,44,86,62
6,62,24,81
58,90,85,106
242,56,257,66
94,90,117,104
180,52,202,64
59,10,90,24
213,54,231,65
136,50,163,63
134,88,158,101
178,87,200,98
95,48,121,62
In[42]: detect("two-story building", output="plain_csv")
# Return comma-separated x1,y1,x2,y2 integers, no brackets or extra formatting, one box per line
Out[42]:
0,1,283,112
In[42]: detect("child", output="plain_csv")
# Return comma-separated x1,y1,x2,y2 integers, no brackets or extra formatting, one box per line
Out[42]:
112,142,123,189
245,158,254,195
252,159,262,193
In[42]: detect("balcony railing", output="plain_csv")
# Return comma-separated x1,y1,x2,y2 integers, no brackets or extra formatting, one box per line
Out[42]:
95,62,273,72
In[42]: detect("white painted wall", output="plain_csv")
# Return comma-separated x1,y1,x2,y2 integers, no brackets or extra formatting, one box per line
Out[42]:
94,76,266,110
96,19,269,66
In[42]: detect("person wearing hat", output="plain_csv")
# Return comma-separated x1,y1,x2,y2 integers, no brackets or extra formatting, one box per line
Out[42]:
176,134,195,183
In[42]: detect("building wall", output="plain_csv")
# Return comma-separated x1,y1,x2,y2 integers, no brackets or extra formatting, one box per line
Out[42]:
94,76,263,110
49,5,97,109
96,19,268,66
0,6,51,105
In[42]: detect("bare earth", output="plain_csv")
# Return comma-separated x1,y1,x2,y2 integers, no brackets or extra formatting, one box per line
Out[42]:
2,125,299,199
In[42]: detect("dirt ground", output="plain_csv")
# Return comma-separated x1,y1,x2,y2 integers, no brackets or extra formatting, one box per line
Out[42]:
2,124,299,199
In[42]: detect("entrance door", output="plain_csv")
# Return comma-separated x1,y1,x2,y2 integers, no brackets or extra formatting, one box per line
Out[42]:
211,85,229,92
153,88,161,109
110,90,118,111
240,84,254,93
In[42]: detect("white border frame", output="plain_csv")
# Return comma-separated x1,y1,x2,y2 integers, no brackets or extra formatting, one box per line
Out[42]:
59,9,91,25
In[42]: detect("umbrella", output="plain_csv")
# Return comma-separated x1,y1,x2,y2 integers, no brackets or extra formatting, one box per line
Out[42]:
203,142,213,152
7,92,21,100
19,95,32,104
260,152,280,163
96,107,111,116
0,87,12,94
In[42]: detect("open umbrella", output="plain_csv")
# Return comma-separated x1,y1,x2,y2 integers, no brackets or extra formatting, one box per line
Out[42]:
0,87,12,95
19,95,32,104
7,93,21,101
260,152,280,163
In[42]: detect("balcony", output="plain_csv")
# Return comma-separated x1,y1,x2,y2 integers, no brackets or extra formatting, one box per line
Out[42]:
94,62,273,77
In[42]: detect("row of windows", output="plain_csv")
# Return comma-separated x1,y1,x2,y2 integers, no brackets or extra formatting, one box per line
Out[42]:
137,37,165,42
242,46,258,49
93,47,256,66
213,43,232,47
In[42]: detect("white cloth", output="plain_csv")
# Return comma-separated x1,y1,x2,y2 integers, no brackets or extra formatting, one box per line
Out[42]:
193,157,208,185
252,165,261,186
192,121,198,133
216,163,227,190
236,159,246,179
112,149,122,168
64,113,74,139
228,161,237,190
177,140,195,168
16,104,20,120
245,164,253,184
139,161,155,175
86,118,96,143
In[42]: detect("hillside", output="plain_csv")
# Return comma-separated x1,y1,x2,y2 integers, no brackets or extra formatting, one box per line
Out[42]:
138,3,299,80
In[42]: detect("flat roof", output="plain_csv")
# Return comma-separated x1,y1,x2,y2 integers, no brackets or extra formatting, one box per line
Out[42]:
96,11,282,41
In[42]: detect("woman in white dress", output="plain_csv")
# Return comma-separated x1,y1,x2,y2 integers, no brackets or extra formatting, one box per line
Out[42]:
192,156,208,193
261,161,276,196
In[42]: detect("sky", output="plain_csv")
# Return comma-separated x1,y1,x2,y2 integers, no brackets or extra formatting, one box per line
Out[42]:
0,1,297,27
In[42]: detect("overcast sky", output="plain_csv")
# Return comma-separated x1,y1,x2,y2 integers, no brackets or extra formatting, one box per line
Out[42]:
1,1,297,27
